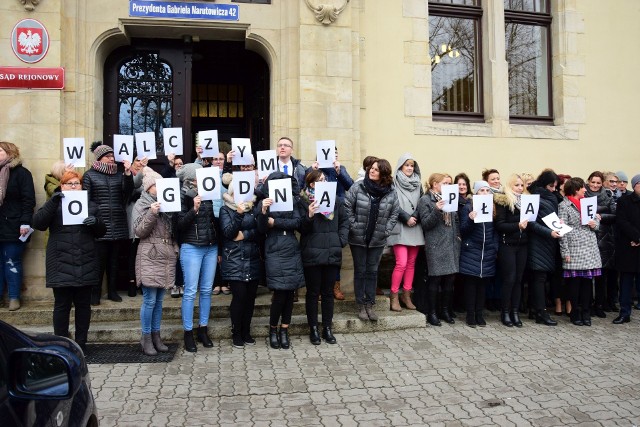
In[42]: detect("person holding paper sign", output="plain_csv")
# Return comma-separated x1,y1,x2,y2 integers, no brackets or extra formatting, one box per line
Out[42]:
176,163,220,352
417,173,460,327
32,171,106,352
387,154,424,312
585,171,617,318
299,170,349,345
612,173,640,325
459,181,498,328
256,171,305,350
558,177,601,327
0,142,35,312
526,170,561,326
83,141,134,305
345,160,399,322
494,174,529,327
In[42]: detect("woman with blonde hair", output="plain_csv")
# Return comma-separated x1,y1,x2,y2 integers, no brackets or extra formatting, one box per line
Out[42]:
495,174,529,327
417,173,461,326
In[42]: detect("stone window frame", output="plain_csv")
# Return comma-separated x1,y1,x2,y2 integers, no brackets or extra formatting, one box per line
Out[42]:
403,0,585,140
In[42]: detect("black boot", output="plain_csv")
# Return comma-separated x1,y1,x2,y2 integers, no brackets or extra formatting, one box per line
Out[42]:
426,313,441,327
269,326,280,349
501,310,513,327
309,326,321,345
593,306,606,318
128,281,137,297
535,310,558,326
279,327,290,349
475,311,486,327
90,287,101,306
322,326,337,344
196,326,214,348
582,308,592,326
184,330,197,352
570,308,583,326
465,311,476,328
511,309,523,327
440,289,455,324
107,281,122,302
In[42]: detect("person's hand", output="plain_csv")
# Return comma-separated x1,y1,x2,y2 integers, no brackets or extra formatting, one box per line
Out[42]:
435,199,445,210
308,201,319,218
123,160,132,175
196,146,203,158
65,163,75,172
19,226,30,237
140,156,149,167
311,161,319,171
565,256,571,263
236,202,246,214
630,241,640,247
595,213,602,221
334,160,341,175
588,219,597,229
407,217,417,227
51,192,65,202
150,202,161,215
227,150,236,163
193,195,202,213
519,219,528,230
267,217,275,228
469,211,477,220
168,153,175,165
82,216,97,226
262,198,273,214
234,231,245,241
551,230,561,238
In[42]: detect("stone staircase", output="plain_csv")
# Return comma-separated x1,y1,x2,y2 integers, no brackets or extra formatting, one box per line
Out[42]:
2,288,425,343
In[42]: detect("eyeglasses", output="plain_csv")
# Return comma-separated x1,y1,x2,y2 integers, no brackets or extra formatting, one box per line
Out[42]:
277,143,292,148
63,182,81,187
609,180,618,183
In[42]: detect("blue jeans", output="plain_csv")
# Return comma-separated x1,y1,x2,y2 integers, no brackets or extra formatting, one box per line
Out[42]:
140,286,165,334
619,272,640,317
180,244,218,331
350,245,384,305
0,242,25,300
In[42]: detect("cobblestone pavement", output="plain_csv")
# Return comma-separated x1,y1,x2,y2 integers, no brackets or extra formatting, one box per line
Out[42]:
90,316,640,426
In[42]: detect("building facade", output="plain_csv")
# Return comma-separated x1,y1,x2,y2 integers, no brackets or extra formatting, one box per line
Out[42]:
1,0,638,300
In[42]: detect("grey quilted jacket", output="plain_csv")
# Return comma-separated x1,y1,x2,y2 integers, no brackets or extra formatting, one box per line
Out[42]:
418,192,461,276
558,198,602,271
344,181,400,248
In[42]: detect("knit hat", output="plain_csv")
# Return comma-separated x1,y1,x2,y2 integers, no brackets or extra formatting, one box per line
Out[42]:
91,141,114,160
176,162,202,182
631,174,640,190
473,180,490,193
142,167,162,192
616,171,629,182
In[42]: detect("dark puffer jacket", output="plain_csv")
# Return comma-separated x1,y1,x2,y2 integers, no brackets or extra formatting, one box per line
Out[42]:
32,194,106,288
615,192,640,273
298,197,349,267
459,199,498,278
586,186,617,268
494,193,528,246
256,172,305,291
177,184,220,248
219,204,263,283
344,180,400,248
82,167,133,241
0,159,35,241
526,185,560,272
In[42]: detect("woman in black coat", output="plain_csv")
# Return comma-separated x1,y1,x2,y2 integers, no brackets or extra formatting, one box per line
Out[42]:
0,142,35,312
613,174,640,324
256,171,305,350
220,170,263,349
33,171,106,352
299,170,349,345
82,141,133,304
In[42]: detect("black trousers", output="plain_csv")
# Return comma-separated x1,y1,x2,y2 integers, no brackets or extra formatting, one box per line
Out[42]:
566,276,593,320
52,286,92,345
229,280,258,338
128,239,139,283
530,271,551,312
427,274,455,314
304,265,339,327
96,240,128,294
594,273,607,309
464,275,488,315
270,289,295,326
499,244,527,310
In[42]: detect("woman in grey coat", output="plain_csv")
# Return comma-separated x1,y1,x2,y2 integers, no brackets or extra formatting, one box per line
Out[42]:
417,173,461,327
387,153,424,312
344,159,399,322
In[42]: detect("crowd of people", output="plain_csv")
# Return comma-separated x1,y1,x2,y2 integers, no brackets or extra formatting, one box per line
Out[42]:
1,137,639,356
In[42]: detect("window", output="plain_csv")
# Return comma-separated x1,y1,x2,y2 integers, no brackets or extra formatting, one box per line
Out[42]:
505,0,552,122
191,84,244,119
428,0,483,121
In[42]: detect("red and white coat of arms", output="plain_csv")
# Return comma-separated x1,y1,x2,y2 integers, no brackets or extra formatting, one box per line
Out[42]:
11,19,49,64
16,27,43,56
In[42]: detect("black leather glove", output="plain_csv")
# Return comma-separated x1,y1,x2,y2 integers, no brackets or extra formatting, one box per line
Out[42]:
82,216,97,226
51,191,65,202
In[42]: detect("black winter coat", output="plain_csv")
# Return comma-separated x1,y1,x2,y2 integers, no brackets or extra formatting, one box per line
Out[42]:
459,199,498,278
615,192,640,273
299,198,349,267
177,186,220,248
256,172,305,291
0,161,35,241
527,186,559,272
82,167,133,241
494,194,528,246
219,205,263,283
32,194,106,288
586,187,617,268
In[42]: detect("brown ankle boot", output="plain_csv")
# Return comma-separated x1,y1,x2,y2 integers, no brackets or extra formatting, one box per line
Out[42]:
400,292,416,310
389,292,402,312
333,281,345,301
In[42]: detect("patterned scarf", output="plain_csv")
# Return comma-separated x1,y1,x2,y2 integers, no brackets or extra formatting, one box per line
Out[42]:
514,194,522,212
0,158,12,206
431,190,452,227
394,170,421,213
91,160,117,175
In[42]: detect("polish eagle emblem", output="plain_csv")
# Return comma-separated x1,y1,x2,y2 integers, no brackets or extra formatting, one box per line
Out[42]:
17,28,42,55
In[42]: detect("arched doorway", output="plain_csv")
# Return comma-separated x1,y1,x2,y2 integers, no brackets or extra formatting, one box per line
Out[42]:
103,38,270,164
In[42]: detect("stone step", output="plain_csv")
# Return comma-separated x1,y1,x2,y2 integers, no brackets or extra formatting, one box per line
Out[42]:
17,309,426,343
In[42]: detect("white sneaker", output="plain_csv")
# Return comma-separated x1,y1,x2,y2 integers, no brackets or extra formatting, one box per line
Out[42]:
170,286,180,298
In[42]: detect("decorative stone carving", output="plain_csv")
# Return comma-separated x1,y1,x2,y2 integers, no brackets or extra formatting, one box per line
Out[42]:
304,0,350,25
20,0,41,11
